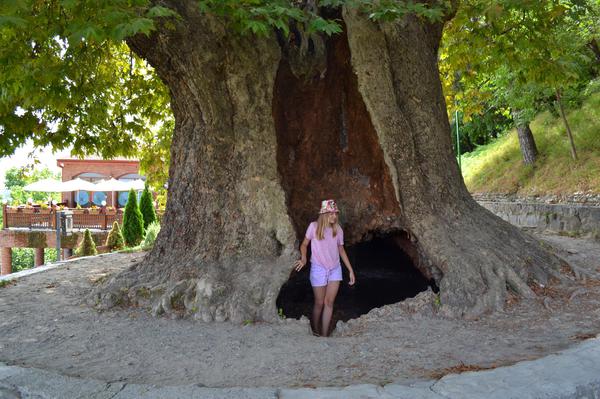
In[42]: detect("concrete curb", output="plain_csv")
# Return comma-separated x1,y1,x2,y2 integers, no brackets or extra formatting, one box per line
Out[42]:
1,336,599,398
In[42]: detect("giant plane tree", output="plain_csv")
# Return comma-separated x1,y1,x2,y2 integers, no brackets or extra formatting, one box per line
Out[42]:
1,0,570,322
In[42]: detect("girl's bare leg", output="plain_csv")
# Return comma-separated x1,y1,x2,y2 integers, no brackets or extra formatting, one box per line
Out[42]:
312,286,326,335
321,281,340,337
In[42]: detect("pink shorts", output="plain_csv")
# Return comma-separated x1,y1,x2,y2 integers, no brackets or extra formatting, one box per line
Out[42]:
310,263,342,287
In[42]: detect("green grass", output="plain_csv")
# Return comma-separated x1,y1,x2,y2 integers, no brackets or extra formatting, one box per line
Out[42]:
462,90,600,195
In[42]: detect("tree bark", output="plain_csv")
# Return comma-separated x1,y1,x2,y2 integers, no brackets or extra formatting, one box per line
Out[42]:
91,1,297,322
342,7,564,316
91,1,568,321
588,38,600,65
511,109,538,165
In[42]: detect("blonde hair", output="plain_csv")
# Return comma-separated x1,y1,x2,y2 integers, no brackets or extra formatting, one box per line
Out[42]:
316,213,339,240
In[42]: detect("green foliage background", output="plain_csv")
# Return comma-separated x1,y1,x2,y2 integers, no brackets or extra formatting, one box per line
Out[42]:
11,248,58,273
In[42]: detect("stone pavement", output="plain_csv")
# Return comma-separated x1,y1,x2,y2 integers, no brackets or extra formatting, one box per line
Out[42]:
0,334,599,398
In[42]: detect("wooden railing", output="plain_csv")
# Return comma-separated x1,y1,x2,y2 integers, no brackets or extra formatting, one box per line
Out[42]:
2,205,163,230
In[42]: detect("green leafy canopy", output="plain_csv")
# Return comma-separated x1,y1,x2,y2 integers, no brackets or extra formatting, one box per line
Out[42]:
440,0,599,120
0,0,447,165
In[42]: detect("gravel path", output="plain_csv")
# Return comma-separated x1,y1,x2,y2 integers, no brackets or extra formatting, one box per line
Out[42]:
0,234,599,388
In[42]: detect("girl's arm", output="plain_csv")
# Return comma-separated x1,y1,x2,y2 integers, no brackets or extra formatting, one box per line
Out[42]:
294,238,310,271
338,245,356,286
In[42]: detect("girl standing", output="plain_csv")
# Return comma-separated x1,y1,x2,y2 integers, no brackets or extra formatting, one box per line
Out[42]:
294,199,356,336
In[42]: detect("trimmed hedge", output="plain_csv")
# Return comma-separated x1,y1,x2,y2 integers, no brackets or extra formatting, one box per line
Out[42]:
76,229,97,257
106,221,125,251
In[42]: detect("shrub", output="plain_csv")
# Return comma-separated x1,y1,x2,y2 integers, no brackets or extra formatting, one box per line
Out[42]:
105,221,125,251
122,189,145,246
139,185,157,229
142,221,161,250
76,229,97,257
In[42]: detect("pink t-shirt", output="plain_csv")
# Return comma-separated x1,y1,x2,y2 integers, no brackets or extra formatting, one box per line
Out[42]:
305,222,344,269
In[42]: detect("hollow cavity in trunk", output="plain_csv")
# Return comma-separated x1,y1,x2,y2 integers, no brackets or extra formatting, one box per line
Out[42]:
276,231,432,322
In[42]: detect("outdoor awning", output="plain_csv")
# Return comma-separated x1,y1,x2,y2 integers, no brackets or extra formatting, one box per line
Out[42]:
22,177,145,193
126,179,146,191
94,178,131,192
22,179,63,192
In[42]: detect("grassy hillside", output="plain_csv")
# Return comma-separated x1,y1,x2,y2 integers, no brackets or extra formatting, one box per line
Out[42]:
462,90,600,195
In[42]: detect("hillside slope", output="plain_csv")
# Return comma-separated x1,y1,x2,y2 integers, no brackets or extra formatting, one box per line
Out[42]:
462,91,600,195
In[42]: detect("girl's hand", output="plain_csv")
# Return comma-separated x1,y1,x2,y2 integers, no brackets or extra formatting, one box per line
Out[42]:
294,259,306,272
348,270,356,286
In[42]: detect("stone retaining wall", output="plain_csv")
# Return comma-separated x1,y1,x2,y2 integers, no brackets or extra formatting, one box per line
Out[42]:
477,200,600,237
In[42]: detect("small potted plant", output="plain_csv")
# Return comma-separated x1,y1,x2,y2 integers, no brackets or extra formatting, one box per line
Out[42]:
89,205,99,214
106,206,116,215
39,203,51,214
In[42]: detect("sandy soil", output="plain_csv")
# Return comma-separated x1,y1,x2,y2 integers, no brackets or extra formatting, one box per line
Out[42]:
0,234,599,388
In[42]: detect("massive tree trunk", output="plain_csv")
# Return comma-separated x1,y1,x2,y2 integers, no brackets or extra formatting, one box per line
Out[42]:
511,109,538,165
91,1,567,321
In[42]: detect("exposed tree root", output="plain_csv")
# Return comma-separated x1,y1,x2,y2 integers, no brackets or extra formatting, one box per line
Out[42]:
88,255,296,322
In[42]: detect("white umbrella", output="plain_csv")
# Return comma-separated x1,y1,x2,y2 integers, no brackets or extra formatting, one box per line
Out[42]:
23,179,63,192
60,178,97,192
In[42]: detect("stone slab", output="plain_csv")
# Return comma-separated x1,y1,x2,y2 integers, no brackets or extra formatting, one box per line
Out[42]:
0,364,126,398
432,337,600,399
114,385,278,399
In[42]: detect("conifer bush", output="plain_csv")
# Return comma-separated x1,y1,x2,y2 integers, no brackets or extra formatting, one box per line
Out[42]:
139,185,157,229
142,221,161,250
76,229,97,257
106,221,125,251
122,189,145,246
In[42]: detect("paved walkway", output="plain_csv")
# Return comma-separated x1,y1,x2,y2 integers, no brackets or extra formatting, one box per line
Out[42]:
1,258,600,398
1,334,599,398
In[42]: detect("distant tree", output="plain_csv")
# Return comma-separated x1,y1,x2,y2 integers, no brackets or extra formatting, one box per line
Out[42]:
76,229,98,257
122,189,144,246
441,0,598,163
106,221,125,251
139,185,157,229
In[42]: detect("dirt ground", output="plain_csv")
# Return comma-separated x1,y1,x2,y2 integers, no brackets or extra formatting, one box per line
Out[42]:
1,233,599,388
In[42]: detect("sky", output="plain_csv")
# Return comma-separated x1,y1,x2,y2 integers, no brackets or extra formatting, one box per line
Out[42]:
0,140,71,190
